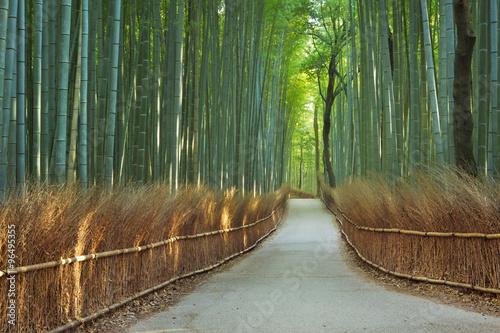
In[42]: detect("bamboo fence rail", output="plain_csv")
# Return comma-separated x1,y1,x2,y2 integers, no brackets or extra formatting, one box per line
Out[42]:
337,207,500,239
0,192,288,332
320,188,500,295
0,204,285,278
49,212,284,333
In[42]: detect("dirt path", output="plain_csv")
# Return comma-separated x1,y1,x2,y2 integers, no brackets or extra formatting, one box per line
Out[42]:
127,199,500,332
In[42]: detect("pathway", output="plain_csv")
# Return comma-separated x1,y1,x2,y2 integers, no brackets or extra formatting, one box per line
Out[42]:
128,199,500,332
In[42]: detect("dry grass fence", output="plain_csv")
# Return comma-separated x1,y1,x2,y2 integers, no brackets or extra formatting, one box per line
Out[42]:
288,187,316,199
0,183,289,332
319,169,500,296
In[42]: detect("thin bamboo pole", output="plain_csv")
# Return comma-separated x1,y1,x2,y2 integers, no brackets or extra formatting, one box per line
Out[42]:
0,203,286,278
48,212,285,333
336,207,500,239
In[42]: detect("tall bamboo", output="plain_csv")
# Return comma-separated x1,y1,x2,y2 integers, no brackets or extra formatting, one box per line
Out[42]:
33,0,43,180
16,0,26,188
104,0,122,186
477,0,489,174
380,0,397,175
67,17,82,183
489,0,498,178
439,0,449,164
0,0,18,196
79,0,89,188
421,0,444,163
54,0,72,184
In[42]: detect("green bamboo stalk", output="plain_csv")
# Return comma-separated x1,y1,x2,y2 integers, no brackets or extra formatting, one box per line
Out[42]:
0,0,8,192
471,0,479,160
409,0,420,170
95,0,106,182
380,0,397,175
79,0,88,188
54,0,72,184
47,0,57,183
33,0,42,181
16,0,26,188
0,0,18,197
497,0,500,178
439,0,449,164
488,0,498,178
135,1,150,184
193,0,200,185
0,1,7,117
420,0,444,164
41,0,49,183
445,0,455,164
103,0,122,186
477,0,490,173
151,0,160,181
367,0,380,172
392,0,404,174
8,60,16,191
86,0,96,184
172,0,185,190
67,14,81,184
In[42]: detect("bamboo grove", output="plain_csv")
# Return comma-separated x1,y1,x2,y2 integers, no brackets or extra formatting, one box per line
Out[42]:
290,0,500,192
0,0,309,198
1,0,500,196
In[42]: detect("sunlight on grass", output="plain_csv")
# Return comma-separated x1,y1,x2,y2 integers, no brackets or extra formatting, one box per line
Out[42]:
0,183,289,331
321,166,500,295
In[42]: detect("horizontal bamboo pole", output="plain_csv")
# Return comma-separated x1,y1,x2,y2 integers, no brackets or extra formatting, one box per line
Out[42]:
48,211,285,333
0,203,286,278
335,215,500,295
336,204,500,239
319,190,500,295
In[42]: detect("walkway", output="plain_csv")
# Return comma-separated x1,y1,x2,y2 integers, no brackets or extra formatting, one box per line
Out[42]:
128,199,500,332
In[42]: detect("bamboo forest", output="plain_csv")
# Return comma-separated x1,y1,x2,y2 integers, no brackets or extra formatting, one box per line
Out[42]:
0,0,499,196
3,0,500,331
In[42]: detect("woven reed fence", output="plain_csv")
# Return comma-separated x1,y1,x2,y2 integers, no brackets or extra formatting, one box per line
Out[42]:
320,185,500,296
0,186,288,332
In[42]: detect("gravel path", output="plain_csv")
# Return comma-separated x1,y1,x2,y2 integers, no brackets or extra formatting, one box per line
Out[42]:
127,199,500,332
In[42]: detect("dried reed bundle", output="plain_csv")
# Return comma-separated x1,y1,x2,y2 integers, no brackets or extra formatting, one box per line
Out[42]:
289,187,316,199
320,168,500,295
0,183,288,332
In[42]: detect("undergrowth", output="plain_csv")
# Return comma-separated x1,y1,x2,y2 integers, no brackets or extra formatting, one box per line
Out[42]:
0,183,289,332
289,187,316,199
321,167,500,296
329,167,500,233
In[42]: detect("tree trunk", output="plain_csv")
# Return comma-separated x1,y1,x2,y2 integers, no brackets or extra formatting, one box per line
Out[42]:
299,145,303,190
453,0,478,177
314,103,320,195
323,55,337,188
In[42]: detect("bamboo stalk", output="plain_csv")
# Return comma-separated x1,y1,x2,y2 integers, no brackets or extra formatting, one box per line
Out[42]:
0,203,286,278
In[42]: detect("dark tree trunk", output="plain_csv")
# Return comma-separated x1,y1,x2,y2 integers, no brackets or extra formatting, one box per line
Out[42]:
323,55,337,188
314,103,321,196
453,0,478,177
299,145,303,190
